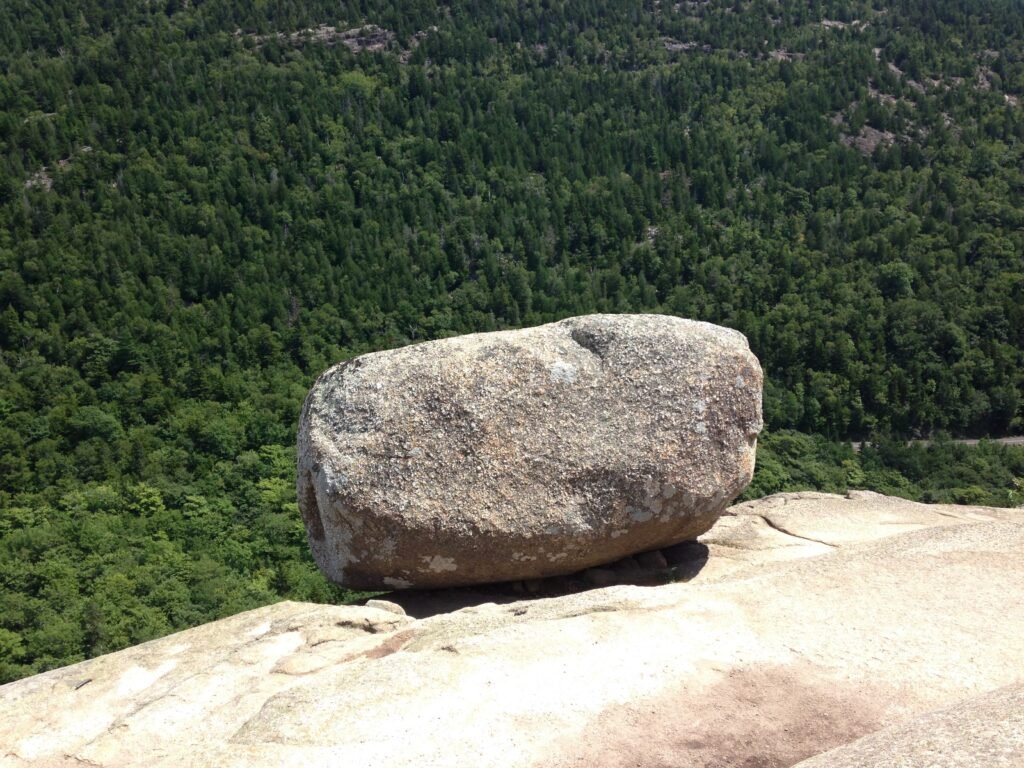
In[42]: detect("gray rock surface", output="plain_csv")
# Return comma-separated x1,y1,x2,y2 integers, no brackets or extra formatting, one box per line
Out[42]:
1,493,1020,768
297,314,762,589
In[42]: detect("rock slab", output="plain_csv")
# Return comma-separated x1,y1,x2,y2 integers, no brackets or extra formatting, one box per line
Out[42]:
793,682,1024,768
1,493,1020,768
297,314,762,589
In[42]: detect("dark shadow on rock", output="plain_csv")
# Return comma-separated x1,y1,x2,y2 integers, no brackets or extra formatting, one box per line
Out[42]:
360,542,711,620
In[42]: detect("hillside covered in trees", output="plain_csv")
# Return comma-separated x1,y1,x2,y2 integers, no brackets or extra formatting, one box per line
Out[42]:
1,0,1023,682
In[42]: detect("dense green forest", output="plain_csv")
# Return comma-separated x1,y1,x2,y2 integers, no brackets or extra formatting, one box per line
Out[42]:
1,0,1023,682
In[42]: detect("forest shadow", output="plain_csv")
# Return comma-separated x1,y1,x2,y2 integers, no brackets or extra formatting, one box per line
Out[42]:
363,541,710,619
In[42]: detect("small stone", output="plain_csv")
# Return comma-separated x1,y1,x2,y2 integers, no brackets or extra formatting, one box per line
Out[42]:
584,568,619,587
610,556,643,575
365,599,406,616
522,579,544,594
635,550,669,571
662,541,708,566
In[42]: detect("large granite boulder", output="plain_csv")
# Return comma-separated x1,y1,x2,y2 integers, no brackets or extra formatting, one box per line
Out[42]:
297,314,762,589
1,493,1020,768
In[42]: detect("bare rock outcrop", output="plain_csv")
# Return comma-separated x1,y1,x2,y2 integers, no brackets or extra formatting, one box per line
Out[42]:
297,314,762,589
1,492,1020,768
793,681,1024,768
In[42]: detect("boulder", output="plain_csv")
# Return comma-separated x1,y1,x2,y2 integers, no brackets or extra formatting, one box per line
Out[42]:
1,493,1020,768
297,314,762,589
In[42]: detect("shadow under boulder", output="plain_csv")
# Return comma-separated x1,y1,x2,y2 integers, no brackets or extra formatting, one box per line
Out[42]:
364,542,710,619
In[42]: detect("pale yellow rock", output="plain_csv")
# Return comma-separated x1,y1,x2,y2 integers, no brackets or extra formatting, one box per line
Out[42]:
0,493,1021,768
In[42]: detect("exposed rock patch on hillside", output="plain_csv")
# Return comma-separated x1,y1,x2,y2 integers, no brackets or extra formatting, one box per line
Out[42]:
235,23,439,60
239,24,396,52
1,492,1020,768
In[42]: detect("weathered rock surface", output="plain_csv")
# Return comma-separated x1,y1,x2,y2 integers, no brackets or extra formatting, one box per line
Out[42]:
297,314,762,589
2,492,1020,768
694,488,1022,582
793,682,1024,768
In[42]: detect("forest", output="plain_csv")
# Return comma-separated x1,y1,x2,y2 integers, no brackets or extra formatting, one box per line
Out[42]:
1,0,1023,682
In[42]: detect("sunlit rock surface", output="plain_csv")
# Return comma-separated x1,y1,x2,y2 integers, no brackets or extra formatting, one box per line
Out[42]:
298,314,762,589
0,492,1020,768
